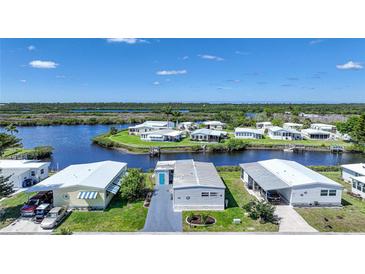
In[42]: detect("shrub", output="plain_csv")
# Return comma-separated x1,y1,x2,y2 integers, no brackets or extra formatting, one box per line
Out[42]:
243,200,277,224
225,139,248,152
120,169,146,202
309,165,341,172
59,227,73,235
216,166,241,172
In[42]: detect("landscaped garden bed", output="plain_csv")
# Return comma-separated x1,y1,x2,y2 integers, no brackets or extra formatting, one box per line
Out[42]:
186,214,216,226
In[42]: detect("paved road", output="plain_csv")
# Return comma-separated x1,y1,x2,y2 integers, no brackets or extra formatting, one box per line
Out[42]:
0,218,52,234
143,185,182,232
275,205,318,233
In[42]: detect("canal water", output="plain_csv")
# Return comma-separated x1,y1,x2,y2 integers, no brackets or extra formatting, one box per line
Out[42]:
8,125,365,170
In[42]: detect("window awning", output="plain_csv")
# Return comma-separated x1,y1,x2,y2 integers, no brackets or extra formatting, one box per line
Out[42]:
77,191,98,199
106,184,120,195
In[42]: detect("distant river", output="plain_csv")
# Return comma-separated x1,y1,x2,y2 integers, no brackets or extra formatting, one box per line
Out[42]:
7,125,365,171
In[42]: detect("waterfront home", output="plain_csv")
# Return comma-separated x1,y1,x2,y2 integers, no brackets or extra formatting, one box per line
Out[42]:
202,121,226,130
154,159,226,211
190,128,228,142
0,160,50,189
177,122,197,131
267,126,302,140
341,163,365,183
301,129,332,140
27,161,127,210
234,128,264,139
240,159,343,206
128,121,175,135
256,121,273,130
140,129,183,142
310,123,337,133
283,122,303,131
350,176,365,198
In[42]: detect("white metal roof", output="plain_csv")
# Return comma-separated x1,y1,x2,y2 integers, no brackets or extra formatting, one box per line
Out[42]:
256,122,272,125
235,128,264,134
203,121,225,126
160,159,225,189
144,129,182,137
301,128,331,135
341,163,365,176
191,128,227,136
258,159,342,188
269,126,301,134
283,122,303,127
27,161,127,192
0,160,50,169
311,123,336,129
129,121,172,129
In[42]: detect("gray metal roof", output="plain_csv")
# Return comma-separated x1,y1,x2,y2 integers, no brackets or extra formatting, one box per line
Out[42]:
239,162,289,191
173,159,225,189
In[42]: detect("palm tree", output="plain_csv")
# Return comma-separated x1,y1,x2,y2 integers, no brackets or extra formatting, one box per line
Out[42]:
172,110,181,127
5,124,18,136
162,106,173,128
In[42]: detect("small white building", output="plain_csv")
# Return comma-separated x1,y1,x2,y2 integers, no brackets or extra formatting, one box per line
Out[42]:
310,123,337,133
0,160,50,189
154,159,226,211
202,121,226,130
283,122,303,131
128,121,175,135
190,128,228,142
234,128,264,139
350,176,365,198
27,161,127,210
267,126,302,140
240,159,343,206
140,129,183,142
341,163,365,183
301,129,332,140
177,122,197,131
256,122,273,130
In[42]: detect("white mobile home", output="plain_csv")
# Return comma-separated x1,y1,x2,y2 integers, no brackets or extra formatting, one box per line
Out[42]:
240,159,343,206
234,128,264,139
190,128,228,142
27,161,127,210
341,163,365,183
202,121,226,130
283,122,303,131
301,129,332,140
154,159,226,211
256,122,273,130
267,126,302,140
128,121,175,135
310,123,337,133
0,160,50,189
140,129,183,142
351,176,365,198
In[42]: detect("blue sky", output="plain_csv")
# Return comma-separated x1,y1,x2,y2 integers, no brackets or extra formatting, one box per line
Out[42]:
0,38,364,103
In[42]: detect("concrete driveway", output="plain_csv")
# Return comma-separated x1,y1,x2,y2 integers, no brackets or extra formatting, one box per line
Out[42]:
0,218,52,234
143,184,182,232
275,205,318,233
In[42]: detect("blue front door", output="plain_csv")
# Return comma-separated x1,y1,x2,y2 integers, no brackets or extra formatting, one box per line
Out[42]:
159,173,165,185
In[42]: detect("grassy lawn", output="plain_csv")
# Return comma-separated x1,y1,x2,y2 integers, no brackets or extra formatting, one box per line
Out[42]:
0,191,32,229
183,171,278,232
109,130,201,148
55,173,154,233
296,171,365,232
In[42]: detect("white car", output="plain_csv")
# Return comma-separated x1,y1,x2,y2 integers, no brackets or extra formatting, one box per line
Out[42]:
40,206,68,229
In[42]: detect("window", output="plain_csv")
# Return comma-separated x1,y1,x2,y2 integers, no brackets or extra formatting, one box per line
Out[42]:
353,181,357,189
210,192,218,197
329,190,337,196
320,190,328,196
40,169,44,174
186,196,190,200
62,193,70,200
31,171,36,176
201,192,209,197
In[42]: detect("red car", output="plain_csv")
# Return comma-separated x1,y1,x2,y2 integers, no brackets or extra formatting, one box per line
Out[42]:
21,191,53,217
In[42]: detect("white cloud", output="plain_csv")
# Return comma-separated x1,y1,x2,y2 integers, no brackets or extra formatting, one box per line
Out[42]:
153,81,160,85
27,45,36,51
156,69,187,76
235,50,250,55
336,61,363,70
182,56,189,60
20,79,26,83
106,38,148,44
309,39,324,45
29,60,58,69
198,54,224,61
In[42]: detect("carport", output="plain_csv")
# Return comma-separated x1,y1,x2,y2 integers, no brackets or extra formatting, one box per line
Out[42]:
240,162,291,204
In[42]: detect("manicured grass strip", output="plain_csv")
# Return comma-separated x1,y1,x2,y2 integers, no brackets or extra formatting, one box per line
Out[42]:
183,172,278,232
295,171,365,232
0,192,33,229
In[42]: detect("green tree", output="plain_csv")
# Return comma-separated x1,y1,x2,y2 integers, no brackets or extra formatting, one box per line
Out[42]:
109,126,118,135
271,118,283,127
162,106,173,127
4,124,18,136
336,116,360,134
172,111,181,126
352,114,365,145
120,169,146,202
0,169,14,198
0,133,22,156
302,118,312,129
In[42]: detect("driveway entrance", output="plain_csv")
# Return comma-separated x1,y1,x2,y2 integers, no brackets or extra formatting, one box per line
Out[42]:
275,205,317,233
143,185,182,232
0,218,52,234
